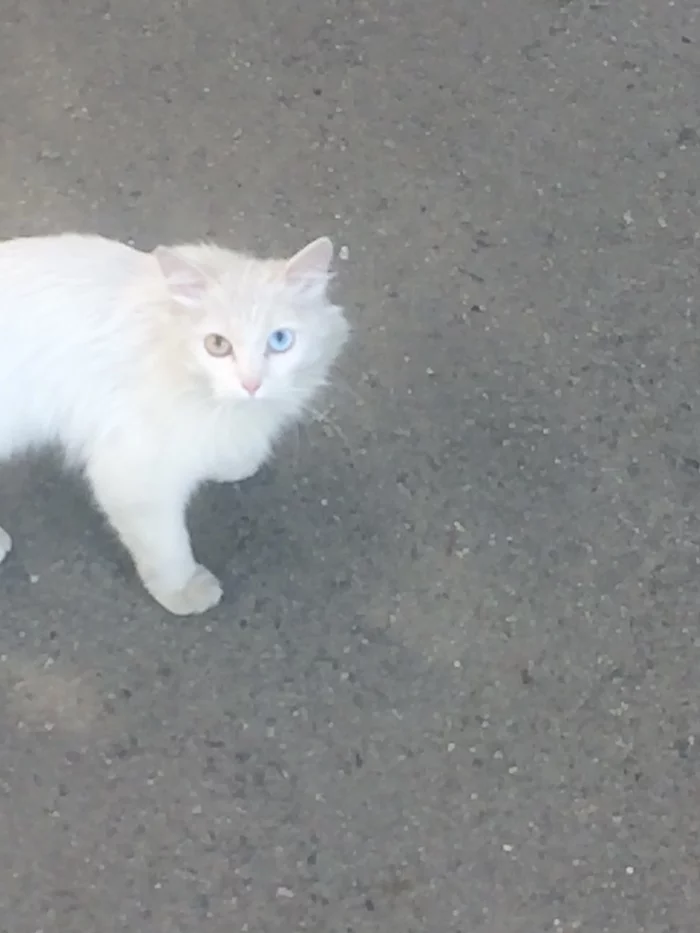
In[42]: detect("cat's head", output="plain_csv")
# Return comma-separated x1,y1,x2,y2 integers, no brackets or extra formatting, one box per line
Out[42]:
153,237,349,412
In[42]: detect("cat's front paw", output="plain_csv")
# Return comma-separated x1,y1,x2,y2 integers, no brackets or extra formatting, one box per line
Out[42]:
0,527,12,565
146,564,223,616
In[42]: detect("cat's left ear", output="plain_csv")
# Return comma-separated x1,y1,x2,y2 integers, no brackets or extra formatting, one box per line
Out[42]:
153,246,208,308
285,237,334,286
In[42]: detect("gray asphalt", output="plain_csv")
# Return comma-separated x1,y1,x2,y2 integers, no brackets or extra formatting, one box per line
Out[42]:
0,0,699,930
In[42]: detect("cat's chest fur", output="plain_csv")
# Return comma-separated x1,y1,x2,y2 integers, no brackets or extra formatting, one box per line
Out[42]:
148,398,283,486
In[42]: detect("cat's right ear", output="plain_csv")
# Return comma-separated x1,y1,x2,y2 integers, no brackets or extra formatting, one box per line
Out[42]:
284,237,334,286
153,246,208,308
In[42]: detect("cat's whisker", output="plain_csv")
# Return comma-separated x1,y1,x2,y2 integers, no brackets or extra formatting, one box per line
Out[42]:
326,375,363,407
308,406,351,445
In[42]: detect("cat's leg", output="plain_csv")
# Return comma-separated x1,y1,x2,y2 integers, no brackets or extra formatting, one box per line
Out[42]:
85,449,222,616
0,526,12,565
0,444,14,565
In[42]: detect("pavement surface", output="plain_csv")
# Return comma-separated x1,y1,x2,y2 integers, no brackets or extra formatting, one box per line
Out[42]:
0,0,699,930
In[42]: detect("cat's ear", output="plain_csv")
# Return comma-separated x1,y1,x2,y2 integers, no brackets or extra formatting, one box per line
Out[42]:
285,237,334,285
153,246,208,308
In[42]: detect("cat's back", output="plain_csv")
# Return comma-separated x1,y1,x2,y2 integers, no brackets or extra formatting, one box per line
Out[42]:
0,234,153,456
0,233,153,346
0,233,143,305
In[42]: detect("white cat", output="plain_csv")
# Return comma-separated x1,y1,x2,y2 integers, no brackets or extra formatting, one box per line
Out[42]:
0,233,348,615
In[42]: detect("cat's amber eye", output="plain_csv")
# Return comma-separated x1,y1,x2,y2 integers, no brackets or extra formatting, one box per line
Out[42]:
204,333,233,358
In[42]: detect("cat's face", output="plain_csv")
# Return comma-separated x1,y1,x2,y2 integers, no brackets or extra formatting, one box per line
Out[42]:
154,238,348,411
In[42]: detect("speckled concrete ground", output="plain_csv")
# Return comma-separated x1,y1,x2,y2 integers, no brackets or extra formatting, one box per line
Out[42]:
0,1,699,930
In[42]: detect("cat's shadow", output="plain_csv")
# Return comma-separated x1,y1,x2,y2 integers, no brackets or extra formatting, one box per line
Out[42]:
0,434,377,619
190,435,375,617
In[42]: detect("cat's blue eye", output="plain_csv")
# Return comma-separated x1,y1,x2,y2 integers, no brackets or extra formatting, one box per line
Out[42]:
267,328,295,354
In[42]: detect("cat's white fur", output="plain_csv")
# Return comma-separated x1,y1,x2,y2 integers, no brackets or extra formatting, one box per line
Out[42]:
0,233,348,614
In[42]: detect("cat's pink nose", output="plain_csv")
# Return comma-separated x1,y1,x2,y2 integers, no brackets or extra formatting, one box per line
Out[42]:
241,375,262,396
